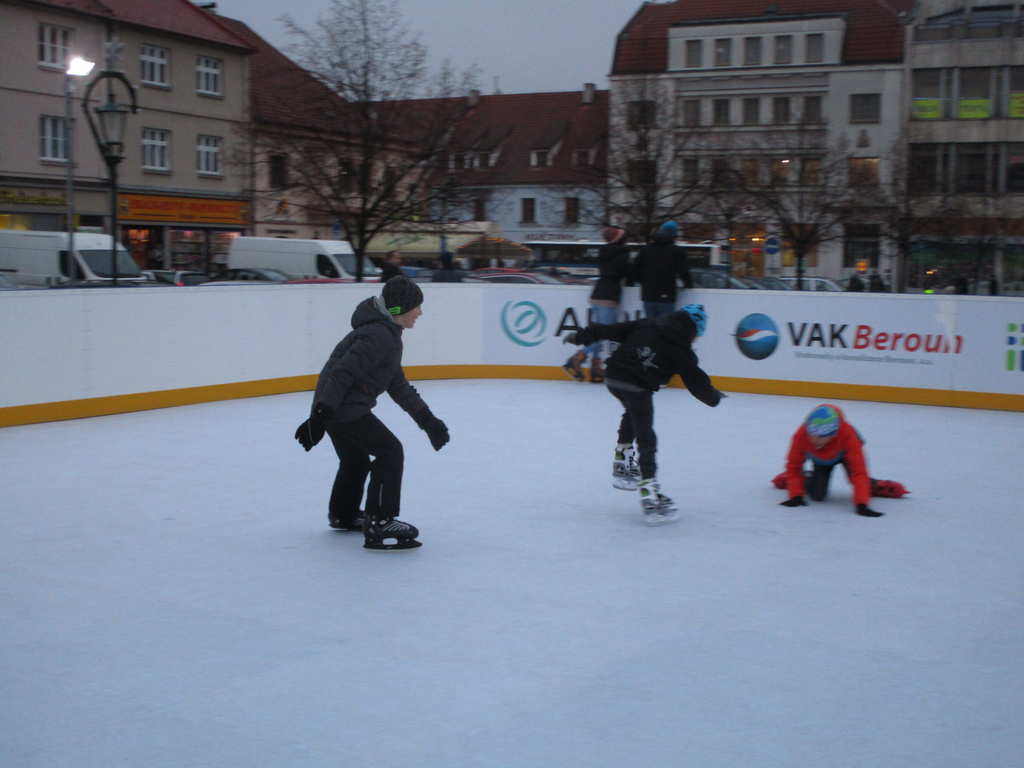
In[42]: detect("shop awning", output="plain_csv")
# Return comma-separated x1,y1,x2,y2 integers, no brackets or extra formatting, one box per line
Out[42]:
364,231,483,255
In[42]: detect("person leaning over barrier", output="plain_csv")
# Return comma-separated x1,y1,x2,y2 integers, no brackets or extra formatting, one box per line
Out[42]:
294,276,450,550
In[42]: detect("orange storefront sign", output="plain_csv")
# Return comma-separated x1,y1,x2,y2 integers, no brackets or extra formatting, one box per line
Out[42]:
119,194,249,225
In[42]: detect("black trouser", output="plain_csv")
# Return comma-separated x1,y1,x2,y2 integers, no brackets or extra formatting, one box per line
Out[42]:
807,461,851,501
326,413,404,522
608,385,657,479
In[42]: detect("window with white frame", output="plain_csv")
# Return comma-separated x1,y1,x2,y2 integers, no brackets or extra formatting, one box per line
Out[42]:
744,37,762,66
142,128,170,170
140,45,169,86
774,35,793,65
531,150,550,167
714,38,732,67
39,115,67,161
196,56,222,96
805,34,824,64
685,39,703,68
196,134,222,175
38,24,71,67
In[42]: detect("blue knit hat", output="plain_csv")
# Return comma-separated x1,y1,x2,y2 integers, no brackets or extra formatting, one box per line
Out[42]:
657,221,679,239
805,405,840,437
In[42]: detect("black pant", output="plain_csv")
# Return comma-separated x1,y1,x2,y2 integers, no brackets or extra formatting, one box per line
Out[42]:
807,461,851,501
326,413,404,522
608,385,657,479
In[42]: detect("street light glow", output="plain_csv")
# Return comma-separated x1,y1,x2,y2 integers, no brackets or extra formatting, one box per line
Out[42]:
66,56,96,77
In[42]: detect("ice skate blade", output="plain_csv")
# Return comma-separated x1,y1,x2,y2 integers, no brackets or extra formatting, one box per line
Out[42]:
643,512,679,526
363,539,422,551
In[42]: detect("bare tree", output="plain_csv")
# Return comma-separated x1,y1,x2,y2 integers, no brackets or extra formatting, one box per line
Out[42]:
250,0,478,279
603,76,705,240
737,124,856,289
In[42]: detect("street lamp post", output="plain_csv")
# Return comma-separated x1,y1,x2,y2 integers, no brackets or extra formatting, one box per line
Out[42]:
65,56,95,283
81,63,137,286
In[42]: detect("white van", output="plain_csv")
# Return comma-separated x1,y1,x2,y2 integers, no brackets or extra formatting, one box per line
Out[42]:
227,237,380,281
0,230,144,286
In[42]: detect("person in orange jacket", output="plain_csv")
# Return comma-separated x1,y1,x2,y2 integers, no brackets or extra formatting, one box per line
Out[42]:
776,404,902,517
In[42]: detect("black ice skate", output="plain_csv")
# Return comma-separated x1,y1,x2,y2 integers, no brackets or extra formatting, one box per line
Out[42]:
638,479,679,526
363,516,422,550
329,512,364,532
612,445,640,491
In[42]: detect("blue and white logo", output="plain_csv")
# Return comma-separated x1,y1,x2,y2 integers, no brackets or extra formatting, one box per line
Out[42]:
501,301,547,347
735,313,779,360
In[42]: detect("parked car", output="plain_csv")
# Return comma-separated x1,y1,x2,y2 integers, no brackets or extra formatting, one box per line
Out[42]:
203,267,291,283
142,269,210,286
689,267,757,289
779,276,844,291
470,268,565,284
745,275,793,290
0,229,145,286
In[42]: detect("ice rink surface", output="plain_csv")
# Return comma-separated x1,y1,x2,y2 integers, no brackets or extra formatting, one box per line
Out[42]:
2,379,1022,767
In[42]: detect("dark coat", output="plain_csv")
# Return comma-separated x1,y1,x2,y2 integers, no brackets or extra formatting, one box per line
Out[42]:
312,296,427,423
379,262,403,282
630,234,692,304
590,242,631,303
575,312,721,406
431,268,465,283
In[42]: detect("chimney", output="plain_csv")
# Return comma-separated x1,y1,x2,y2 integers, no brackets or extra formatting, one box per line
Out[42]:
467,89,481,107
582,82,595,104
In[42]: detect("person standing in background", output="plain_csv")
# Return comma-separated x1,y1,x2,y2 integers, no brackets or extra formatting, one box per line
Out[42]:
379,250,403,282
630,221,692,319
563,226,631,383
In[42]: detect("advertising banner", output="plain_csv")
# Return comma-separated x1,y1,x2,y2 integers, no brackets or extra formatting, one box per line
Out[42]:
480,287,1024,400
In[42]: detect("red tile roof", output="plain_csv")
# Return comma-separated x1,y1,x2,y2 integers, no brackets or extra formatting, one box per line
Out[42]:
213,15,347,130
613,0,914,75
448,90,609,186
34,0,251,50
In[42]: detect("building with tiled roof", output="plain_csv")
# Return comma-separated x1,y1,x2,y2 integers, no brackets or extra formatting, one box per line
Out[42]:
442,85,610,260
607,0,915,283
0,0,254,273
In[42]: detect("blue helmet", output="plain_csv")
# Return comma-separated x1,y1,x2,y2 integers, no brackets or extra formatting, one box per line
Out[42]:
682,303,707,337
805,405,840,438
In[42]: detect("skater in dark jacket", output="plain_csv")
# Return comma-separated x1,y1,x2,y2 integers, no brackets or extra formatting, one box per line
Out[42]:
630,221,692,319
564,304,723,525
294,276,450,550
563,226,631,383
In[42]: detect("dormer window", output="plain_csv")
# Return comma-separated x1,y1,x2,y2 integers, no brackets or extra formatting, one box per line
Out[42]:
531,150,550,167
477,152,491,169
450,153,467,170
574,148,592,166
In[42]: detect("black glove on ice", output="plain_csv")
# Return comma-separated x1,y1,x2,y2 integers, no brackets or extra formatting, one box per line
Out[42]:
856,504,884,518
780,496,808,507
412,407,450,451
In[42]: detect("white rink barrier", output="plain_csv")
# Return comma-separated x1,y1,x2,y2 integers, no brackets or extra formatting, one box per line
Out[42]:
1,283,1022,426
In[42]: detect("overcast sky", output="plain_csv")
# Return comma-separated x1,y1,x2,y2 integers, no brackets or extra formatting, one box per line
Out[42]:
210,0,646,95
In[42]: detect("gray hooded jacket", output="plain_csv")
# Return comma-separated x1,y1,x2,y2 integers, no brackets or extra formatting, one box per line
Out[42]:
312,296,427,423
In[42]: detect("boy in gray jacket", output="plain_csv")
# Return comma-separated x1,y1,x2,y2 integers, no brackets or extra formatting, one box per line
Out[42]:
295,276,449,550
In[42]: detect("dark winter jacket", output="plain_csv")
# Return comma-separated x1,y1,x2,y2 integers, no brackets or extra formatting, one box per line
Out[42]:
630,234,692,304
431,267,465,283
574,312,721,406
589,242,631,303
312,296,428,423
379,262,403,282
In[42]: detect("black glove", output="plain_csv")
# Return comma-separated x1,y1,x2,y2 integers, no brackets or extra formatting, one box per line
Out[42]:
780,496,808,507
412,407,449,451
856,504,884,517
294,404,329,452
562,331,578,345
294,418,324,451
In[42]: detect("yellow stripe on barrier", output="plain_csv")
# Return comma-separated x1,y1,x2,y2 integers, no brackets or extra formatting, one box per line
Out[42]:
1,366,1021,427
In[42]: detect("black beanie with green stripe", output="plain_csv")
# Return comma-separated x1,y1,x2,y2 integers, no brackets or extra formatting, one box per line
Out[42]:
382,275,423,316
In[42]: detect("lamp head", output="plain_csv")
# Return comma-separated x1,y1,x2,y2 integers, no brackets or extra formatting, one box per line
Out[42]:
66,56,96,77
